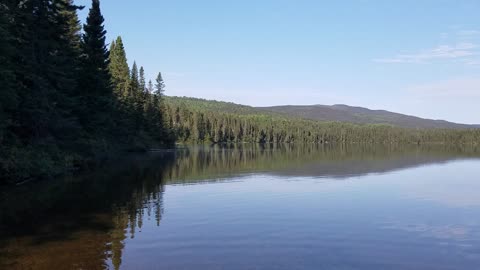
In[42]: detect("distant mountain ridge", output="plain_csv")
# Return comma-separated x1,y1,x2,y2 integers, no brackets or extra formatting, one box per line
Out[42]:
258,104,478,129
166,96,478,129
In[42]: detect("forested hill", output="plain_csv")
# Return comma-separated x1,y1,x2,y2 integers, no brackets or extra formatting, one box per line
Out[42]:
165,97,477,129
261,104,477,129
163,96,480,146
1,1,479,184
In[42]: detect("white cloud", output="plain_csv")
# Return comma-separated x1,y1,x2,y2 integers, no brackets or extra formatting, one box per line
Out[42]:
374,29,480,64
374,42,477,64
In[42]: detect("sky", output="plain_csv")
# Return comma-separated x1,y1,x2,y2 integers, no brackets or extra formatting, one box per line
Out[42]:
76,0,480,124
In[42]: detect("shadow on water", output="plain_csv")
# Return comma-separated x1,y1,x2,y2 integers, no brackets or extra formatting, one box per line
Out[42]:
0,144,479,269
0,152,175,270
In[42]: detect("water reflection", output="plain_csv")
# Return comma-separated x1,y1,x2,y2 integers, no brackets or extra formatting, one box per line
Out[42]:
166,144,480,182
0,144,479,270
0,154,172,270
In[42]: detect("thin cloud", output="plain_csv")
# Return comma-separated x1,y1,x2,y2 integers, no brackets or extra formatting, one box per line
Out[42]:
457,30,480,38
374,43,477,64
407,77,480,98
464,59,480,66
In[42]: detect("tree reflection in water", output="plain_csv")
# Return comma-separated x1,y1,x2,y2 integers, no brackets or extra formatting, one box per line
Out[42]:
1,144,479,270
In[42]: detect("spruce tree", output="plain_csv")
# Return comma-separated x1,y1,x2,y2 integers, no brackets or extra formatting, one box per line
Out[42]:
56,0,83,54
147,80,154,93
51,0,84,137
139,67,146,93
13,0,71,143
155,72,165,98
79,0,112,133
139,66,147,116
129,62,144,129
0,0,87,181
152,72,167,140
144,80,156,133
109,39,116,61
0,0,175,182
130,61,139,93
109,36,130,100
129,62,141,108
17,0,56,141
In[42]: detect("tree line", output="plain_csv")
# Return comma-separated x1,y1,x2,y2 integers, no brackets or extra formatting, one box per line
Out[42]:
0,0,172,183
164,97,480,145
1,0,479,184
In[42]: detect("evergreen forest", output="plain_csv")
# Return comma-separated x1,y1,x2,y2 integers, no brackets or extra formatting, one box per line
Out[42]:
1,0,479,184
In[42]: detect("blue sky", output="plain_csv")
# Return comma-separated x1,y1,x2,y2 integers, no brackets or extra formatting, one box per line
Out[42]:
77,0,480,124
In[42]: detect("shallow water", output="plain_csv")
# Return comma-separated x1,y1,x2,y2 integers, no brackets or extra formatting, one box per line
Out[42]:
1,144,480,270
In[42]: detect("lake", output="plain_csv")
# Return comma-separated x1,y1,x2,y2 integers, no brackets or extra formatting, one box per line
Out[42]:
1,144,480,270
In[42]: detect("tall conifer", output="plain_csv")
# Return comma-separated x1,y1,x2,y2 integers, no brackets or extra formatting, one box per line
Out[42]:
79,0,112,132
147,80,154,93
109,36,130,100
139,67,146,93
130,62,139,91
155,72,165,98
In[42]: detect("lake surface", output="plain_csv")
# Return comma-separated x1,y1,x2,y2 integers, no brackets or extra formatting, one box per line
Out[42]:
1,144,480,270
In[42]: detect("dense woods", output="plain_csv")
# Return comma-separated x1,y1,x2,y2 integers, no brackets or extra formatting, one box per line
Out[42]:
1,0,479,185
0,0,172,183
164,97,480,145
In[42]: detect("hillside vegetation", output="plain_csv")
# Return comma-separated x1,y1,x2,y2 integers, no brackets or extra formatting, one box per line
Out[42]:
1,1,479,185
166,97,478,129
163,96,480,145
261,104,476,129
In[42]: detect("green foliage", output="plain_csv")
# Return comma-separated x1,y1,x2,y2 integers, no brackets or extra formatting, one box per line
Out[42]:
0,0,172,184
265,104,476,129
155,72,165,97
164,97,480,145
109,36,130,99
78,0,112,133
1,0,478,185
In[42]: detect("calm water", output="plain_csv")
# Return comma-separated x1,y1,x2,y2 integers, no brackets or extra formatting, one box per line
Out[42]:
1,144,480,270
